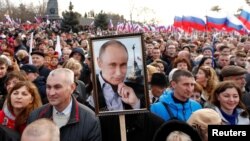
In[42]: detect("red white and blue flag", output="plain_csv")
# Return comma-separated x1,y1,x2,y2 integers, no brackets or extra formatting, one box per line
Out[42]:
238,7,250,30
206,12,227,30
226,15,246,33
173,16,182,28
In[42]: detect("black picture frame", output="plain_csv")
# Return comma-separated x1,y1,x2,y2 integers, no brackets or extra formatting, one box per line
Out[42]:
89,33,150,116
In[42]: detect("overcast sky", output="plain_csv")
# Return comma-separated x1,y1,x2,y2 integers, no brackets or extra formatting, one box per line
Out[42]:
14,0,248,25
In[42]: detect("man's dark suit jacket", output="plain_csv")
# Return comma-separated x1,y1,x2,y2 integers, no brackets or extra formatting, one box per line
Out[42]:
95,74,146,111
91,74,164,141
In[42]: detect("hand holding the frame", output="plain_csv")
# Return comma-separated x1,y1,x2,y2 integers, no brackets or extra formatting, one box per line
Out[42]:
118,82,140,108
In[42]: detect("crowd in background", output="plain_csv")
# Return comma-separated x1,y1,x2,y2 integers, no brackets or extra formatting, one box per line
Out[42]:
0,20,250,141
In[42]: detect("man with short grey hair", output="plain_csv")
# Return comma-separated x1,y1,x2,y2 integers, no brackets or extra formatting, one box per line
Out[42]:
21,118,60,141
28,68,102,141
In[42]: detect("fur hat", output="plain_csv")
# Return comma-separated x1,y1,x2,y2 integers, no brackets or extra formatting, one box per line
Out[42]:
152,120,201,141
221,65,247,78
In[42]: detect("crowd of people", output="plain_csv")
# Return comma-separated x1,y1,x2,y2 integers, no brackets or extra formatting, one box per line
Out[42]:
0,20,250,141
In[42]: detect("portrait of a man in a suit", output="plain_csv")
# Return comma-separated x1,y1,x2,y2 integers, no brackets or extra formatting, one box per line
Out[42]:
94,39,146,112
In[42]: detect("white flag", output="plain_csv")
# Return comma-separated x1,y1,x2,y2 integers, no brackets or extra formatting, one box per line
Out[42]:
29,32,33,64
55,35,62,59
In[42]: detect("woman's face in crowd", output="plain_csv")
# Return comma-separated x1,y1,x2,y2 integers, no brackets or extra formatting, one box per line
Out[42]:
0,44,7,50
11,86,33,111
51,58,59,67
72,53,82,62
2,51,13,61
203,58,213,67
48,48,55,55
196,69,207,84
217,87,239,113
177,62,188,70
6,78,21,93
0,64,8,78
190,91,201,103
157,63,164,73
73,68,81,80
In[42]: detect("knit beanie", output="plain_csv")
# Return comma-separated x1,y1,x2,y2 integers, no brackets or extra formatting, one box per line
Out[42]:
202,46,213,53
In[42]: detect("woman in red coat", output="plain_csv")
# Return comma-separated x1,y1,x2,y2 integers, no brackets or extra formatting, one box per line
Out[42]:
0,81,42,133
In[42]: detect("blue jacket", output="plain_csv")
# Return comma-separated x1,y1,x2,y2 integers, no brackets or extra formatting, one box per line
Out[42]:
150,90,202,121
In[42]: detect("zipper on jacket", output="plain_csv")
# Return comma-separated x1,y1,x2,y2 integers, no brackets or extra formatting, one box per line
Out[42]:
182,104,186,121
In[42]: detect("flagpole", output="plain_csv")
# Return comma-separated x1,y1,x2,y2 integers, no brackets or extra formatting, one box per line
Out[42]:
55,35,62,59
28,32,34,64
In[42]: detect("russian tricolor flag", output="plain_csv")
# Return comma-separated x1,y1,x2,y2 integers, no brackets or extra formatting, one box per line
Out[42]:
173,16,182,27
190,16,206,31
180,16,192,32
226,15,245,32
182,15,206,31
238,7,250,30
206,12,227,30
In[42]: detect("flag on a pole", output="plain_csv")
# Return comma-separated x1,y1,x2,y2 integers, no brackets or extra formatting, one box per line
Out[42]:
55,35,62,59
108,19,114,29
29,32,34,64
90,21,95,28
4,14,13,25
238,7,250,30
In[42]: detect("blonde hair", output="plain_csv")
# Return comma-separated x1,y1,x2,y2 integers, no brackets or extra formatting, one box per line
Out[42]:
150,62,160,68
198,66,218,99
187,108,221,141
16,50,28,60
147,65,159,82
166,131,192,141
62,58,82,71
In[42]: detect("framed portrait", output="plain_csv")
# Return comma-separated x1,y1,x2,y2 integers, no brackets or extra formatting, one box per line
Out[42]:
89,33,150,116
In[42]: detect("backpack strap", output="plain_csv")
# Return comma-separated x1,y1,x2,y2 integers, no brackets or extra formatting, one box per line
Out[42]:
161,102,175,119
